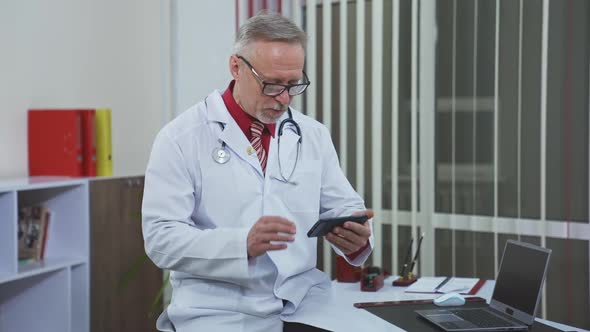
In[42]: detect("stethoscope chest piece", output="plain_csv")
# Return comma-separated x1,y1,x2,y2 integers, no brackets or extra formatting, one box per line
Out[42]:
212,145,230,164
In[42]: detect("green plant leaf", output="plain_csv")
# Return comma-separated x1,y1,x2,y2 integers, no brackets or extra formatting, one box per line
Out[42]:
129,212,142,222
148,273,170,318
118,254,149,290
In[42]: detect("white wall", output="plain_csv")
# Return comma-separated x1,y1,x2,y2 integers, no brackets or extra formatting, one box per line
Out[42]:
172,0,235,115
157,0,236,305
0,0,165,177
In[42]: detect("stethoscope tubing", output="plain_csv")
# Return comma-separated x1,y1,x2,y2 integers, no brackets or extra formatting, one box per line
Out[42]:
211,107,302,184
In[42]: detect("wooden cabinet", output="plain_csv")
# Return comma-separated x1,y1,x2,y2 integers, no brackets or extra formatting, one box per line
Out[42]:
90,176,162,332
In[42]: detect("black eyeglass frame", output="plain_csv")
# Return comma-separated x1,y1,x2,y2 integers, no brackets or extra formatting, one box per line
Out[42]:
236,55,311,97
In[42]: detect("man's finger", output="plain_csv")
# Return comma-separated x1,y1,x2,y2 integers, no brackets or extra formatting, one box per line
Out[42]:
264,243,288,251
258,223,296,234
332,227,365,246
335,224,370,242
257,233,295,243
261,216,295,226
258,218,296,234
326,233,356,253
343,221,371,238
352,209,374,219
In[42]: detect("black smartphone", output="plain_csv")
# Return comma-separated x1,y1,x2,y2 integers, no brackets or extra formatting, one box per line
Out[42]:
307,214,369,238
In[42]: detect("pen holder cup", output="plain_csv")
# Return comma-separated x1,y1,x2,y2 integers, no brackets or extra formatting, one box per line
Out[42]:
335,256,362,282
392,273,418,286
360,266,384,292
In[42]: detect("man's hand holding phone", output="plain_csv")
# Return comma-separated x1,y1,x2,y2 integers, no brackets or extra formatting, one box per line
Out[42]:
322,210,373,255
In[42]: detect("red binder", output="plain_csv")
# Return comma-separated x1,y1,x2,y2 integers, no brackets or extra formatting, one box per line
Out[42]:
28,109,97,177
80,110,97,176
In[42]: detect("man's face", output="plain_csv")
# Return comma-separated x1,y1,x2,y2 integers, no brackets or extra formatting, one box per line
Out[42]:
230,41,306,124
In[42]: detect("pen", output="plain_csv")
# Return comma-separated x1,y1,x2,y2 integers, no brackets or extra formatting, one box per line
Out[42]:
434,276,451,291
399,238,414,277
443,287,469,294
408,232,425,273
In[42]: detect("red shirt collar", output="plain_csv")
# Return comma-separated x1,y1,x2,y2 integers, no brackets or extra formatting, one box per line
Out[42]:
221,81,276,138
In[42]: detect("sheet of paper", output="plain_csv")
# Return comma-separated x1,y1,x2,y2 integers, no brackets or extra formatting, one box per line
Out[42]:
404,277,447,293
281,284,404,332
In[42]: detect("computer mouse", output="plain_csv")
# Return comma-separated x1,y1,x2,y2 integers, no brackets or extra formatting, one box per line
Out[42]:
433,292,466,307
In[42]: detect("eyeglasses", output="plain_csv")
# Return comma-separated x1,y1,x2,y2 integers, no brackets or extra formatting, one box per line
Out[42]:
236,55,311,97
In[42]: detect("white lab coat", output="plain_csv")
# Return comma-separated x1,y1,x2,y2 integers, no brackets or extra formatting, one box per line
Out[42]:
142,90,374,332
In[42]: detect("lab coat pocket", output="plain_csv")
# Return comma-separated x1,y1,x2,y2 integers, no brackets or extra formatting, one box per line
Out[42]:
270,159,321,215
200,153,259,228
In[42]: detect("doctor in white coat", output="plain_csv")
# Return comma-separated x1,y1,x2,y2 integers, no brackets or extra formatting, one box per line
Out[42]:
142,12,374,332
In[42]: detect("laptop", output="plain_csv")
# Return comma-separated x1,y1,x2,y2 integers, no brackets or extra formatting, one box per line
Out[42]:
416,240,552,331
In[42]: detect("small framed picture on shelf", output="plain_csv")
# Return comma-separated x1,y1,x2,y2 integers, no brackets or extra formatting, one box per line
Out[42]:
17,205,50,262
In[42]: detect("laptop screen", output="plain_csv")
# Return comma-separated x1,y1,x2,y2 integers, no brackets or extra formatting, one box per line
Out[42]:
492,240,551,316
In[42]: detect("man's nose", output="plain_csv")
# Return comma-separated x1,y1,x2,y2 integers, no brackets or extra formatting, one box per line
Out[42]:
274,89,291,105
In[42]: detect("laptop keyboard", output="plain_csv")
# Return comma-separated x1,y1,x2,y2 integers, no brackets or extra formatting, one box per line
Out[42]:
450,309,514,328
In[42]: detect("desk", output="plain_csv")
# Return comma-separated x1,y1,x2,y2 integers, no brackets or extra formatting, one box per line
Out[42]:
332,277,587,331
281,276,587,331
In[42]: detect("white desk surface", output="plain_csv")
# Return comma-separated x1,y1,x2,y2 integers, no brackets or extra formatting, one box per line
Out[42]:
330,276,589,332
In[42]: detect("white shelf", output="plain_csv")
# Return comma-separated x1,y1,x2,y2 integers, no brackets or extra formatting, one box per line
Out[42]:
0,268,71,332
0,257,86,284
0,176,86,192
0,191,17,276
71,263,89,332
0,178,89,332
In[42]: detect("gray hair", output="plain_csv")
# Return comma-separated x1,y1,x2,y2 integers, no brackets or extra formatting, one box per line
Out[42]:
234,12,307,56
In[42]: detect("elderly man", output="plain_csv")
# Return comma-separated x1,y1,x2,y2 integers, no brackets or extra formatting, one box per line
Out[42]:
142,12,374,332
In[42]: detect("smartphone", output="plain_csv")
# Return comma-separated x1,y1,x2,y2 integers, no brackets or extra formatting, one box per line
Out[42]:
307,214,369,238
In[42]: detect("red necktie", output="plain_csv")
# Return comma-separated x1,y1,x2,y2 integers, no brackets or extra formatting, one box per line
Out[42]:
250,120,267,173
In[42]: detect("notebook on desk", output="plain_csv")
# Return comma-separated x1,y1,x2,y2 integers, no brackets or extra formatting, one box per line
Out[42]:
405,276,486,295
416,240,552,332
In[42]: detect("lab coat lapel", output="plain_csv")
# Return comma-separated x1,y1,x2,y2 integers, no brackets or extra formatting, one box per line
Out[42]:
219,121,263,174
206,92,263,175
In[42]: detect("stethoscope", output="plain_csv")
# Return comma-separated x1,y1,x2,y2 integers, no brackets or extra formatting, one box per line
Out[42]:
212,108,302,184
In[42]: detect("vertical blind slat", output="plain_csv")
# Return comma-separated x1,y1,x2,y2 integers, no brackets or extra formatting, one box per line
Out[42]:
517,0,524,223
322,0,333,277
410,0,419,261
371,0,384,268
451,0,458,276
291,1,303,112
540,0,550,318
391,0,400,275
493,0,501,275
356,0,366,199
306,0,317,119
471,0,479,274
339,0,348,175
419,0,437,276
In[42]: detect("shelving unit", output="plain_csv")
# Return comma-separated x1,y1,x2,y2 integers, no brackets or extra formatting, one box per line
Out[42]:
0,177,89,332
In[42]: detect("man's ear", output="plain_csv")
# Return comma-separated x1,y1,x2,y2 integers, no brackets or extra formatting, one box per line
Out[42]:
229,55,240,80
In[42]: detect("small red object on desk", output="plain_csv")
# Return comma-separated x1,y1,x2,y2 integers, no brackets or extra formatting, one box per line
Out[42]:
336,255,362,282
361,266,384,292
